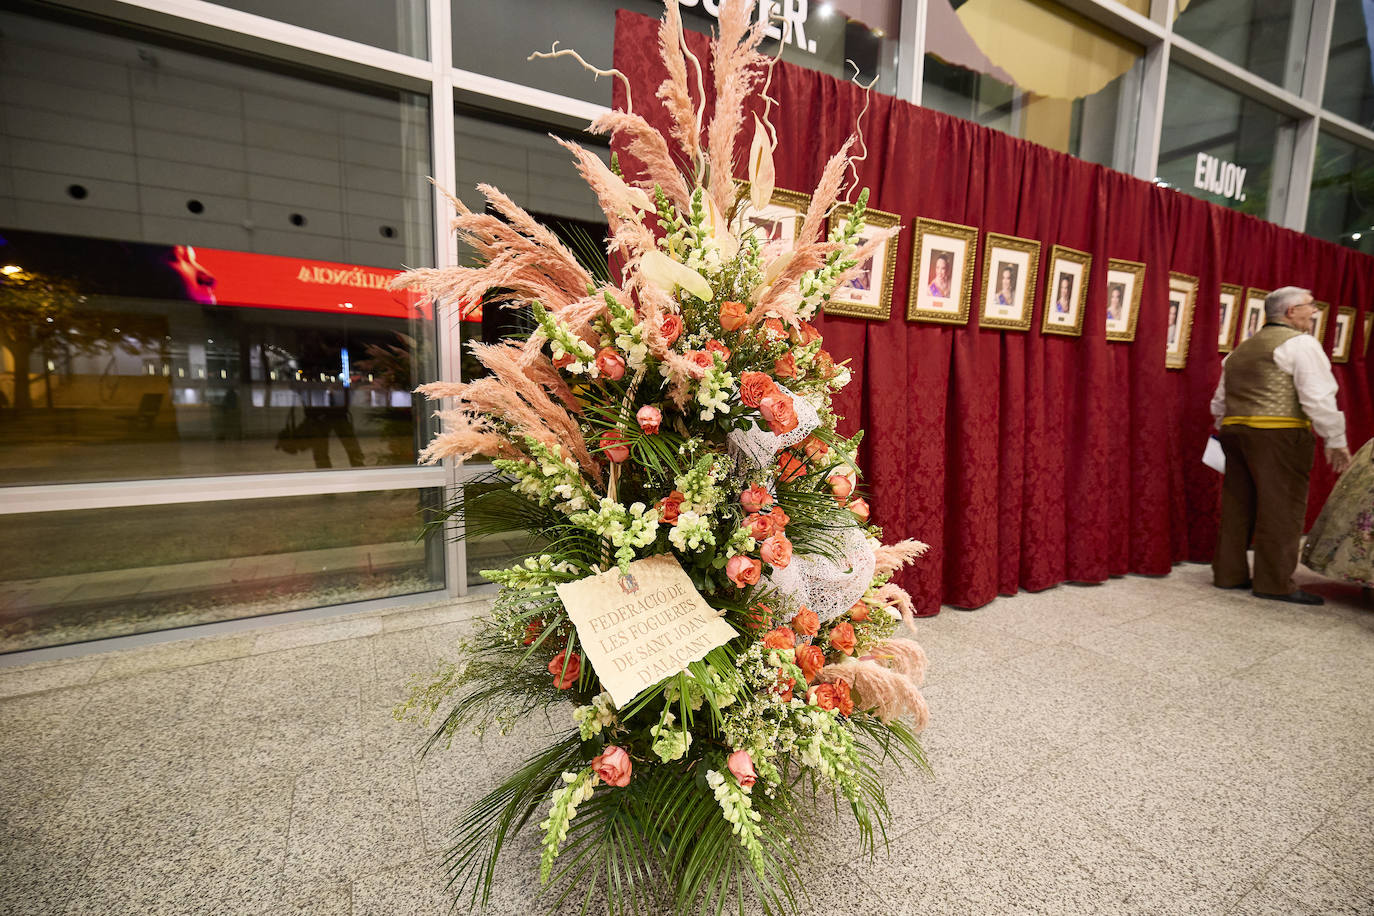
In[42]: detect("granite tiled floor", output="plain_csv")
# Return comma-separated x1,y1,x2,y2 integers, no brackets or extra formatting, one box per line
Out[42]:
2,562,1372,915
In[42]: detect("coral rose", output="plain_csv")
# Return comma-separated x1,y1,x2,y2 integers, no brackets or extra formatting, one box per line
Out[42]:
848,497,871,523
705,339,732,362
591,745,632,788
800,435,829,462
765,506,790,535
636,405,662,435
745,603,772,631
808,683,839,711
816,349,836,377
552,352,575,370
548,651,582,689
850,601,871,623
833,679,854,717
791,605,819,638
727,749,757,788
763,317,788,342
774,674,795,702
522,619,544,646
599,430,630,463
829,622,857,656
659,314,683,346
828,467,857,500
744,513,773,541
758,393,799,435
739,371,780,409
595,348,626,381
719,300,748,332
686,350,715,374
773,352,797,379
776,452,808,483
739,484,772,514
726,554,762,588
760,534,793,569
797,321,822,344
795,644,825,684
763,626,796,650
658,490,686,525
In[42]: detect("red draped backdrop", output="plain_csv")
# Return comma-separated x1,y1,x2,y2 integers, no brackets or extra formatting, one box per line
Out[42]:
612,11,1374,615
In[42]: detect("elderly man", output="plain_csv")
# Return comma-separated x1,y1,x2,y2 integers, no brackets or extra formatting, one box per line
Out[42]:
1210,286,1352,604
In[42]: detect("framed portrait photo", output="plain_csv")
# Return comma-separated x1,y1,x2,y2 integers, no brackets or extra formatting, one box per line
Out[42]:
1104,258,1145,342
1331,306,1356,363
823,202,901,321
1239,288,1271,343
732,181,812,262
1165,271,1198,369
907,217,978,325
1311,301,1331,345
1365,313,1373,355
1040,244,1091,336
978,233,1040,331
1217,283,1242,353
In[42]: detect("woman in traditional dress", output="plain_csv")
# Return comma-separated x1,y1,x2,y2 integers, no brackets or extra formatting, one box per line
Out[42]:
1302,439,1374,593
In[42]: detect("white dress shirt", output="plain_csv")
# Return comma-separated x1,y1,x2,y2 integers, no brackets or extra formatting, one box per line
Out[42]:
1209,330,1347,448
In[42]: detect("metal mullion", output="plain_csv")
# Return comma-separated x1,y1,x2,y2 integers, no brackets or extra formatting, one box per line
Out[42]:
450,66,609,129
1318,110,1374,149
48,0,433,90
1053,0,1168,45
1133,33,1171,180
1285,0,1336,230
1,467,447,515
897,0,926,106
1170,35,1318,121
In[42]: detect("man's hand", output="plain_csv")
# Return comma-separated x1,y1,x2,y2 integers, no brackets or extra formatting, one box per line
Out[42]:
1326,446,1353,475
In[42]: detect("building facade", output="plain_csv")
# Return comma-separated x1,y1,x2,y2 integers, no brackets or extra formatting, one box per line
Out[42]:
3,0,1373,656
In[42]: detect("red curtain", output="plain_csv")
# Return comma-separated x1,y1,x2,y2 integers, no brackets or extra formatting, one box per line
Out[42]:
613,11,1374,614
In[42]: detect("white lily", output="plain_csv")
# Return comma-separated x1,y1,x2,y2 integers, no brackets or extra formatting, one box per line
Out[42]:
639,249,714,301
748,115,776,212
704,193,739,261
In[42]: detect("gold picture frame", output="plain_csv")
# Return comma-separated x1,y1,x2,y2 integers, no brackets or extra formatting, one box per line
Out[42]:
1239,288,1271,343
1217,282,1243,353
732,181,814,259
978,232,1040,332
1104,258,1145,343
1331,306,1356,363
907,217,978,325
1311,300,1331,345
1165,271,1199,369
823,202,901,321
1041,244,1091,337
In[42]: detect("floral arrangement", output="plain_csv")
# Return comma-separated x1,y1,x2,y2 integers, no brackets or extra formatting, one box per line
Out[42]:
393,2,931,912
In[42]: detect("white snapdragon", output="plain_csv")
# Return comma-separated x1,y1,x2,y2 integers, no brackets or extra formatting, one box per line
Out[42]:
705,769,765,871
650,708,693,762
532,301,597,375
481,554,578,588
573,692,618,740
668,510,715,552
539,768,598,883
569,498,661,569
696,361,735,421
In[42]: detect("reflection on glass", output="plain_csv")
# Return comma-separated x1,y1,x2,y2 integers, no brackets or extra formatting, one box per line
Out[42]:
1324,0,1374,127
921,0,1141,168
451,0,899,107
1173,0,1302,91
1306,132,1374,254
211,0,428,57
0,229,435,484
1157,62,1293,218
0,489,445,652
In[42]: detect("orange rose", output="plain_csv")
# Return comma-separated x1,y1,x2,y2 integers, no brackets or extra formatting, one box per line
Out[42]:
599,429,630,463
549,651,582,689
777,452,808,483
739,371,780,409
705,338,732,362
686,350,716,373
850,601,871,623
816,349,836,377
829,622,857,656
595,347,626,381
659,314,683,346
522,618,545,646
763,317,788,342
744,513,773,541
552,352,575,370
774,673,795,702
763,626,796,650
759,393,799,435
797,321,822,344
591,745,633,787
726,554,762,588
808,683,839,711
848,497,871,523
795,644,825,684
746,603,772,631
760,534,792,569
791,605,819,638
719,300,748,332
833,679,854,716
739,484,773,513
766,506,791,535
828,467,857,500
773,352,797,379
658,490,686,525
800,435,829,462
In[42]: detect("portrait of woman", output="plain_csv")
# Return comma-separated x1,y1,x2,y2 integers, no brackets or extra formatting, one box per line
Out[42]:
1106,282,1125,321
928,252,953,298
995,263,1017,305
1054,273,1073,313
1167,300,1180,346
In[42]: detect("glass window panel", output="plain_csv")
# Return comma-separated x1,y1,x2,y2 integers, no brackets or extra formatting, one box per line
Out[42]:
1323,0,1374,128
0,10,437,485
1156,62,1294,219
0,488,445,652
922,0,1142,169
210,0,427,58
451,0,900,108
1305,131,1374,253
1173,0,1304,92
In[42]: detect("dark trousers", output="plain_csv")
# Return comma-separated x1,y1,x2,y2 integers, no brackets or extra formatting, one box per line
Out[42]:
1213,425,1315,594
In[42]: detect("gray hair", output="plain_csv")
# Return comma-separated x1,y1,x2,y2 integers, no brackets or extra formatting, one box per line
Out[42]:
1266,286,1310,321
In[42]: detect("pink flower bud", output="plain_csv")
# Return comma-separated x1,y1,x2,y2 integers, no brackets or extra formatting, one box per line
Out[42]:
727,749,757,788
595,348,626,381
636,405,662,435
848,497,870,523
591,745,632,788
